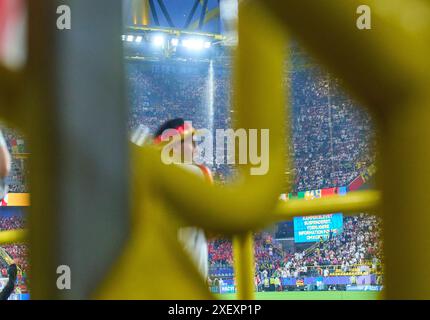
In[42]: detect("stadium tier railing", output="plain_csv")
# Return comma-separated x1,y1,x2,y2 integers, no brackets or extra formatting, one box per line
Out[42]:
210,262,383,278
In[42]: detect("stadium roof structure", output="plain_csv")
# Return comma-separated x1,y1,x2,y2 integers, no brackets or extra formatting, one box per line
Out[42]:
122,26,230,62
122,1,235,60
126,25,225,41
123,0,225,34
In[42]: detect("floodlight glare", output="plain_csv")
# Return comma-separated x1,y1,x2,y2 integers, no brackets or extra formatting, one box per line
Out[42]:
135,36,143,43
126,35,134,42
182,38,204,50
152,35,165,47
171,38,179,47
204,41,212,49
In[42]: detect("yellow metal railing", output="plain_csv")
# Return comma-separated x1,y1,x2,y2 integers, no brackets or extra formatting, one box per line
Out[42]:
0,0,429,299
0,230,27,246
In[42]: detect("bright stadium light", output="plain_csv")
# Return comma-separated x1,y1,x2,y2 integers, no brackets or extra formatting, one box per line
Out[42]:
152,35,165,47
171,38,179,47
182,38,204,50
126,35,134,42
121,35,126,41
204,41,212,49
135,36,143,43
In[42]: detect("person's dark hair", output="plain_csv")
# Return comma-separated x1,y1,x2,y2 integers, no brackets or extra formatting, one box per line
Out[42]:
154,118,185,138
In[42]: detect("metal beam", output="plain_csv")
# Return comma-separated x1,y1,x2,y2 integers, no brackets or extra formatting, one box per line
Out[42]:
148,0,160,26
184,0,200,29
189,7,220,31
199,0,209,30
156,0,175,28
142,0,150,26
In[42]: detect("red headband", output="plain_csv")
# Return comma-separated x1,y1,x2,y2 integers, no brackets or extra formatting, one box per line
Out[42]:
153,122,194,145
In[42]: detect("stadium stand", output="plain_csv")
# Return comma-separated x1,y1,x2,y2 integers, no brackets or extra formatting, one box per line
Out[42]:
0,212,28,295
208,214,383,291
0,214,28,270
2,127,29,193
0,40,380,294
126,43,376,189
125,44,380,291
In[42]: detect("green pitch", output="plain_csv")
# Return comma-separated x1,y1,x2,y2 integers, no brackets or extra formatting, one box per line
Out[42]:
217,291,381,300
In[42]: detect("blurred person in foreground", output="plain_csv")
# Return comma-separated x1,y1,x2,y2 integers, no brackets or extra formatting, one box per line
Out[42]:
0,264,17,300
153,118,213,279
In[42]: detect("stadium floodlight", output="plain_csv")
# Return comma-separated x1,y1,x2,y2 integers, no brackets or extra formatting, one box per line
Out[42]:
171,38,179,47
152,35,165,47
121,35,126,41
126,35,134,42
204,41,212,49
135,36,143,43
182,38,204,50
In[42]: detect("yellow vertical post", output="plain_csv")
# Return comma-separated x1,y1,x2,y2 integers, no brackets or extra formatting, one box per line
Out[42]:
26,0,60,299
142,0,150,26
381,94,430,299
233,232,255,300
232,0,287,300
132,0,139,25
132,0,150,26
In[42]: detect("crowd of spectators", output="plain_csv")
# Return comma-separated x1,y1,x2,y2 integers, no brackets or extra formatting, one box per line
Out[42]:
127,60,238,177
126,44,376,189
208,214,383,280
277,214,383,278
126,48,381,283
0,43,379,290
2,245,28,272
127,61,213,133
0,215,25,231
0,44,377,197
208,233,291,276
1,127,29,193
208,238,233,269
289,46,376,192
0,215,28,274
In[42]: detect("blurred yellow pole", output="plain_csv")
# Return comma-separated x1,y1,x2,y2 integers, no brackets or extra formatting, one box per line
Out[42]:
132,0,150,26
142,0,150,26
0,230,27,245
230,1,288,300
132,0,139,25
233,232,255,300
381,95,430,299
0,65,25,127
